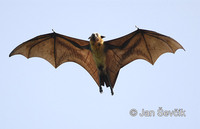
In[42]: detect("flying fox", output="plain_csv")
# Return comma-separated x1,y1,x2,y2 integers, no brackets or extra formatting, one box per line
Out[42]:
9,28,184,95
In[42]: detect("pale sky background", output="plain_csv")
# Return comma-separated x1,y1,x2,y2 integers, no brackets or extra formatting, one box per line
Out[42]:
0,0,200,129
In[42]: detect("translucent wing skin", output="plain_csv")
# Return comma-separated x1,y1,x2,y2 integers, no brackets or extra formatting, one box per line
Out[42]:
9,32,99,86
105,29,184,88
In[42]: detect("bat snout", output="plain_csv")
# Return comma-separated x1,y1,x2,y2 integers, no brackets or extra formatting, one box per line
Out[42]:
89,33,100,41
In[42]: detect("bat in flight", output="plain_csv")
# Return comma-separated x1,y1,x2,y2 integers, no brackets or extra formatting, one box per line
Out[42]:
9,27,184,95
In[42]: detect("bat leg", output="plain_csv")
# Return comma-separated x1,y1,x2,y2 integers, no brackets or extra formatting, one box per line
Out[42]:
109,83,114,95
98,70,103,94
106,73,114,95
102,70,114,95
108,86,114,95
98,66,114,95
99,86,103,93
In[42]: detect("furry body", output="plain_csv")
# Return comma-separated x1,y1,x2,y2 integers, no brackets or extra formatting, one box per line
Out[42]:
89,33,113,94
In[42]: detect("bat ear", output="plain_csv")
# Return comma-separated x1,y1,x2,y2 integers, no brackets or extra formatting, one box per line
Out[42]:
101,35,105,39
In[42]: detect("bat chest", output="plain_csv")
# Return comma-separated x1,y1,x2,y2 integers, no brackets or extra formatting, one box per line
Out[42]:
90,43,106,70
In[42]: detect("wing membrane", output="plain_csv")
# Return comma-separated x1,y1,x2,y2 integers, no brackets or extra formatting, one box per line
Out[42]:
9,32,100,86
105,29,184,88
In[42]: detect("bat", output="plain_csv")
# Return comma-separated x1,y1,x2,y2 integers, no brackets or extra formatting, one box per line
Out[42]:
9,28,184,95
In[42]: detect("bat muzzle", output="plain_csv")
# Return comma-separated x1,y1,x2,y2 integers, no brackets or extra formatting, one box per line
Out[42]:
89,33,99,42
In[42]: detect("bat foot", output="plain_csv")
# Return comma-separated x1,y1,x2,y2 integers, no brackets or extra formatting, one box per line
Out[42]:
110,87,114,95
99,86,103,94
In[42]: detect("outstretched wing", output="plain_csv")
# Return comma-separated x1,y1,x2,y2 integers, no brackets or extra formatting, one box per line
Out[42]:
105,28,184,87
9,32,99,86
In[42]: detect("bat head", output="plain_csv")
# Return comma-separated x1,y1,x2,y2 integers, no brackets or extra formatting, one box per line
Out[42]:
89,33,105,43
